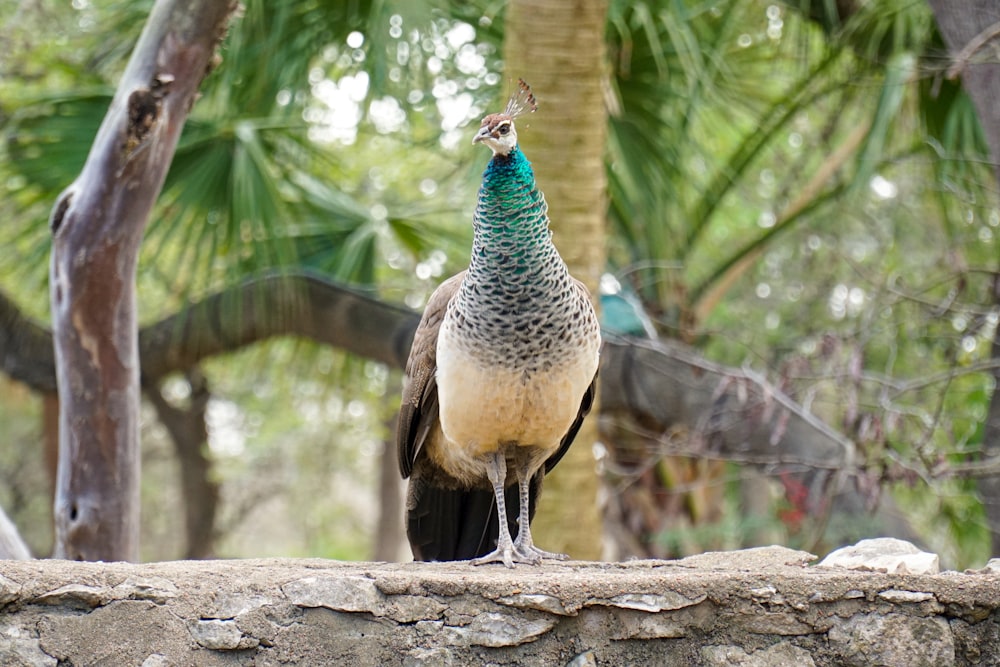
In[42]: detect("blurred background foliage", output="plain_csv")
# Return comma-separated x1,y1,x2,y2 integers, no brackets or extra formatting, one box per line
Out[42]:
1,0,997,567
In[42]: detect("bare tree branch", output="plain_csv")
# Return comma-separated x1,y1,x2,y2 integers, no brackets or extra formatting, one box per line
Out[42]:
0,291,57,394
138,272,417,380
945,20,1000,80
144,369,218,559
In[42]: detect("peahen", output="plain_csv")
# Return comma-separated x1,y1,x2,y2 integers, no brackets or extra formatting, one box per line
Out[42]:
397,80,601,567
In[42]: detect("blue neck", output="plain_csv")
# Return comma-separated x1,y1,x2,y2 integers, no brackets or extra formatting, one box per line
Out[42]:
481,146,535,192
473,146,551,253
456,145,572,321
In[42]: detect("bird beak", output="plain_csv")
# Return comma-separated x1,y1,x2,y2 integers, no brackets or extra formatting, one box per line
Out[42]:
472,125,491,145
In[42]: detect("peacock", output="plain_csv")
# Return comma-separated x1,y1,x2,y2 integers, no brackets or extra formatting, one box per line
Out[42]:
397,79,601,567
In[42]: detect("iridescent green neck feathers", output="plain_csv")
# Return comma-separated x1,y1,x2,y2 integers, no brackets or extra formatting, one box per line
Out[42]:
470,146,556,275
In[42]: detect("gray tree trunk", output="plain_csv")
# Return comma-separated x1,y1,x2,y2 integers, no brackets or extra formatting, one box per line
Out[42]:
48,0,235,561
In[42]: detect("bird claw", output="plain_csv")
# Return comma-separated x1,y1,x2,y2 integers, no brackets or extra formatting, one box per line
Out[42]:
471,545,518,568
516,543,569,562
514,529,569,562
471,542,568,568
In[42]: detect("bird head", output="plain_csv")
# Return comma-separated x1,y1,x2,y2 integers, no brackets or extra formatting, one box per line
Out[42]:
473,78,536,156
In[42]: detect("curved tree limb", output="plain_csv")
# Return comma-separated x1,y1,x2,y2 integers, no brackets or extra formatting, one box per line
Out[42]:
4,273,854,474
138,272,418,380
2,272,929,553
0,291,57,394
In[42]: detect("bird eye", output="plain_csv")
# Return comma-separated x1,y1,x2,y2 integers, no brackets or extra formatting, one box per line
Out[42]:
497,124,510,135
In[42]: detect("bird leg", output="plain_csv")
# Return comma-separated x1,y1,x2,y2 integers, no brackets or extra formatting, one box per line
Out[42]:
471,450,518,568
512,451,569,562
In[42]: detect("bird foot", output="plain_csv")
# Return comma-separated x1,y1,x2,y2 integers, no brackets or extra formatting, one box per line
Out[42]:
471,542,568,568
471,542,530,568
515,543,569,562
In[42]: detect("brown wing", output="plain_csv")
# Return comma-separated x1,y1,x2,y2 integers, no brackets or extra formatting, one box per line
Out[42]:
397,271,465,479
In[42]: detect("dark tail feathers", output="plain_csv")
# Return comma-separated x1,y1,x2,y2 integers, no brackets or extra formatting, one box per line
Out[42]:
406,477,540,562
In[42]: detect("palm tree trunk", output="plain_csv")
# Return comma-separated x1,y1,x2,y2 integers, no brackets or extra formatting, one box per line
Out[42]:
504,0,610,559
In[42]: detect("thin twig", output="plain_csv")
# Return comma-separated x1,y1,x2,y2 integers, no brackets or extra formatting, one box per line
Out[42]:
947,20,1000,80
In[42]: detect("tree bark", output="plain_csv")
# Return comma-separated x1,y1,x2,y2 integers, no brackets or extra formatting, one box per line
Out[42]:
138,273,417,380
0,290,57,394
928,1,1000,185
503,0,610,560
928,0,1000,554
48,0,235,561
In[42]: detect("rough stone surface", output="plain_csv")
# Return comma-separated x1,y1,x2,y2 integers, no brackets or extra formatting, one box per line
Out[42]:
701,642,818,667
0,636,58,667
187,618,260,650
975,558,1000,574
827,613,955,667
819,537,940,574
0,545,999,666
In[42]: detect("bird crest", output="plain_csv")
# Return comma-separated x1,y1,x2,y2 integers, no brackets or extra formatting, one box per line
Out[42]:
473,79,537,155
503,78,537,119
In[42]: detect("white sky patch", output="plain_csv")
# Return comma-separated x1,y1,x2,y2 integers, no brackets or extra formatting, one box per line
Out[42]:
162,375,191,402
419,178,438,196
439,128,464,151
414,249,447,280
304,20,493,148
456,44,486,75
438,91,475,131
870,174,898,200
829,283,866,319
600,273,623,295
207,398,246,457
369,96,406,134
445,21,476,49
309,72,370,144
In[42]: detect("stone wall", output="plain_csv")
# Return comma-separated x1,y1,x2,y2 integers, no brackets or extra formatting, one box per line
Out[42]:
1,545,998,666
